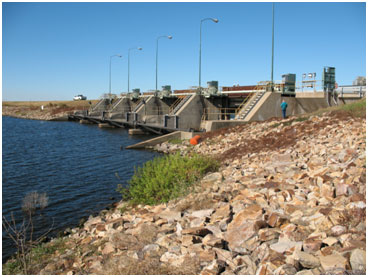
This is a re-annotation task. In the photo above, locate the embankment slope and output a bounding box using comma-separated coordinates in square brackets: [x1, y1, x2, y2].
[3, 100, 366, 275]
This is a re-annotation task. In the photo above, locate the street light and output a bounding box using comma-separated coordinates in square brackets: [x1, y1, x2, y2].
[156, 35, 173, 92]
[199, 17, 219, 92]
[109, 54, 122, 94]
[271, 3, 275, 91]
[128, 47, 143, 93]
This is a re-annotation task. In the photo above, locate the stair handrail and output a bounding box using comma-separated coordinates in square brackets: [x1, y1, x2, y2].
[235, 84, 263, 117]
[172, 95, 192, 114]
[132, 98, 144, 112]
[169, 97, 183, 114]
[90, 99, 105, 111]
[241, 89, 267, 119]
[235, 93, 253, 115]
[110, 97, 125, 110]
[235, 83, 268, 119]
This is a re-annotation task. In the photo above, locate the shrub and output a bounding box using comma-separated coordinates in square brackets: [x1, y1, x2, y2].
[3, 191, 52, 274]
[22, 191, 48, 214]
[118, 153, 219, 205]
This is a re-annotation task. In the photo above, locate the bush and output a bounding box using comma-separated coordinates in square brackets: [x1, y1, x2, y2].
[2, 191, 52, 274]
[118, 153, 219, 205]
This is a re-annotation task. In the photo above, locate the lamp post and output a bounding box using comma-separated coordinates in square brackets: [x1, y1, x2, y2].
[271, 3, 275, 91]
[199, 17, 219, 92]
[128, 47, 143, 93]
[109, 54, 122, 94]
[156, 35, 172, 92]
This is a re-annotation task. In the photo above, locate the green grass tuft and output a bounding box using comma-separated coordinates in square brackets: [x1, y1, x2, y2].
[295, 116, 308, 122]
[167, 138, 183, 144]
[341, 98, 366, 117]
[118, 153, 219, 205]
[2, 259, 22, 275]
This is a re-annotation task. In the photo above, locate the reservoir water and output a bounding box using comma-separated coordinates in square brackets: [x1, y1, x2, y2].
[2, 116, 160, 261]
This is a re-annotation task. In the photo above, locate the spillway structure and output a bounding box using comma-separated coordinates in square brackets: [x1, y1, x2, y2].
[69, 67, 366, 134]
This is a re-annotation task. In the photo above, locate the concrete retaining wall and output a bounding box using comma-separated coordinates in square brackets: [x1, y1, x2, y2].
[143, 97, 170, 124]
[173, 95, 223, 131]
[126, 131, 182, 149]
[108, 97, 132, 120]
[201, 120, 248, 132]
[174, 95, 203, 130]
[126, 131, 202, 149]
[203, 97, 223, 120]
[246, 92, 330, 122]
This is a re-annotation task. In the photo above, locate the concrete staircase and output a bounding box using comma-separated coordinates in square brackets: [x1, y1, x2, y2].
[132, 98, 144, 112]
[110, 97, 125, 111]
[235, 90, 266, 120]
[90, 99, 106, 112]
[170, 95, 193, 115]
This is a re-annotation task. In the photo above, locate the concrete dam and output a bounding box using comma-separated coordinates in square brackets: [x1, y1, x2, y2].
[69, 68, 366, 135]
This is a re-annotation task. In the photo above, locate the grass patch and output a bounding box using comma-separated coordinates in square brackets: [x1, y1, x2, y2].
[270, 122, 281, 128]
[2, 258, 23, 275]
[30, 238, 67, 262]
[167, 138, 183, 144]
[282, 120, 293, 126]
[341, 98, 366, 117]
[119, 153, 219, 205]
[2, 238, 68, 275]
[295, 116, 308, 122]
[309, 98, 366, 118]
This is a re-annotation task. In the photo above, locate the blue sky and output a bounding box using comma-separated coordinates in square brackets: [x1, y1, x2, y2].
[2, 2, 366, 101]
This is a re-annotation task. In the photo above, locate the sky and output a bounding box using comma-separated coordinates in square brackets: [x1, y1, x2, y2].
[2, 2, 366, 101]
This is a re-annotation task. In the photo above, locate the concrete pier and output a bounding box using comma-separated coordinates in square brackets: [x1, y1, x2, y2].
[129, 129, 146, 135]
[98, 123, 115, 128]
[80, 119, 93, 124]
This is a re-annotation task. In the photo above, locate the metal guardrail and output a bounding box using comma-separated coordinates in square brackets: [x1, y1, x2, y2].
[296, 80, 324, 92]
[235, 93, 254, 115]
[169, 97, 182, 114]
[336, 86, 366, 98]
[169, 95, 193, 115]
[201, 108, 237, 121]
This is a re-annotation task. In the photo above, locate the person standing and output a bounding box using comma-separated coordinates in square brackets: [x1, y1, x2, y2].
[280, 100, 288, 119]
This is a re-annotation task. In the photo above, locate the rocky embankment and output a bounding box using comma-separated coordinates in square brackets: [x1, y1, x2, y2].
[11, 109, 366, 275]
[3, 105, 72, 121]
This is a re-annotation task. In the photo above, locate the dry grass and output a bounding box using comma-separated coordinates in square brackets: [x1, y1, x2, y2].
[3, 100, 100, 118]
[102, 254, 201, 275]
[3, 100, 99, 108]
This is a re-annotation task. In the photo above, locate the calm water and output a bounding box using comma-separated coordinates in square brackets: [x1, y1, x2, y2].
[2, 116, 160, 261]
